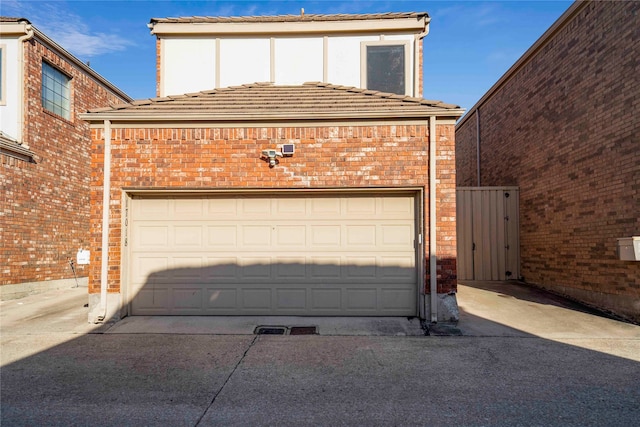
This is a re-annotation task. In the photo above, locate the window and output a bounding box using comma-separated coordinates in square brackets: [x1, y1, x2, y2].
[361, 41, 411, 95]
[42, 62, 71, 119]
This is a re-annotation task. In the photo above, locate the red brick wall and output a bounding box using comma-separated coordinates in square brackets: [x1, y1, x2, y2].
[455, 1, 640, 321]
[89, 122, 457, 296]
[1, 38, 128, 287]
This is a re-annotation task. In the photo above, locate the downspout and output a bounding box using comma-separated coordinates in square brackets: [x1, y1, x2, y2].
[17, 23, 34, 145]
[476, 108, 481, 186]
[413, 20, 429, 97]
[98, 119, 112, 322]
[429, 115, 438, 322]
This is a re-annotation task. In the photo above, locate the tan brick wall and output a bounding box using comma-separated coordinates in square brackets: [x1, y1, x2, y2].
[455, 1, 640, 321]
[1, 38, 128, 286]
[89, 123, 458, 296]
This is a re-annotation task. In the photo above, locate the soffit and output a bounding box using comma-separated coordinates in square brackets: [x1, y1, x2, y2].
[82, 82, 464, 123]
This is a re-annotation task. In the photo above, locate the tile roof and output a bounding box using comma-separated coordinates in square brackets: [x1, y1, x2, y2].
[0, 17, 29, 23]
[83, 82, 463, 123]
[150, 12, 428, 25]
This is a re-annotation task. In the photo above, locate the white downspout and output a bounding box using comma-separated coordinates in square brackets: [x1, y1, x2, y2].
[17, 23, 34, 145]
[429, 116, 438, 322]
[98, 119, 112, 322]
[413, 22, 429, 98]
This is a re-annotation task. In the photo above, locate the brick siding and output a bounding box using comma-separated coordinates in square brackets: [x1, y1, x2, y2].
[455, 1, 639, 321]
[89, 123, 457, 296]
[1, 38, 128, 287]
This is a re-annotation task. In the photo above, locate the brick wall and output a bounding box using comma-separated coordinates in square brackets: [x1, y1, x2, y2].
[1, 38, 127, 288]
[89, 122, 457, 296]
[455, 1, 640, 322]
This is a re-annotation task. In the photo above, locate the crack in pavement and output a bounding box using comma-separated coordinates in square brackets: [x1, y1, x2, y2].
[194, 335, 259, 426]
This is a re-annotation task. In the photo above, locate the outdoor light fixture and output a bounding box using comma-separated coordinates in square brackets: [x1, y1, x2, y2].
[261, 149, 283, 167]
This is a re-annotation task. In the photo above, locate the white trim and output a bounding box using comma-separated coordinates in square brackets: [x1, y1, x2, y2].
[122, 187, 423, 317]
[215, 38, 220, 88]
[0, 44, 6, 105]
[150, 19, 427, 36]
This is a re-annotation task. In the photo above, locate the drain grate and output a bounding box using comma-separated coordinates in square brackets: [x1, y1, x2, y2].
[289, 326, 318, 335]
[254, 326, 287, 335]
[254, 325, 318, 335]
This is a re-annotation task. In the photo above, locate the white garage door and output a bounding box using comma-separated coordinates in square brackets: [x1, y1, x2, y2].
[128, 193, 418, 316]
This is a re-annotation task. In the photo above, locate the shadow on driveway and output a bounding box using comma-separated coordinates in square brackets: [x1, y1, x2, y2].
[1, 284, 639, 426]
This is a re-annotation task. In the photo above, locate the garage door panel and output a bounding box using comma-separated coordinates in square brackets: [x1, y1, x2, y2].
[381, 224, 413, 246]
[242, 199, 271, 215]
[207, 226, 237, 247]
[274, 258, 306, 278]
[241, 225, 271, 246]
[346, 289, 378, 310]
[381, 289, 414, 310]
[206, 288, 238, 309]
[172, 288, 203, 310]
[132, 287, 169, 313]
[173, 226, 203, 247]
[241, 289, 272, 309]
[310, 225, 341, 246]
[129, 193, 418, 316]
[310, 197, 341, 215]
[275, 225, 306, 247]
[207, 198, 238, 216]
[308, 257, 342, 278]
[274, 198, 307, 216]
[132, 257, 170, 282]
[174, 199, 205, 217]
[204, 258, 238, 279]
[346, 225, 376, 246]
[136, 226, 169, 247]
[276, 289, 307, 310]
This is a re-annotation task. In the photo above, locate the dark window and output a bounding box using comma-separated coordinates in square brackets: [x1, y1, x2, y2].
[42, 62, 71, 119]
[366, 45, 405, 94]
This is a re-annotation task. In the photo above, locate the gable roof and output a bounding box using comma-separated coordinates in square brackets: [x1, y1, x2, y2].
[0, 17, 132, 103]
[81, 82, 464, 124]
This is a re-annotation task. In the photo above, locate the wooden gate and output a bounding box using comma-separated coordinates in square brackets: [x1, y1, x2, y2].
[456, 187, 520, 281]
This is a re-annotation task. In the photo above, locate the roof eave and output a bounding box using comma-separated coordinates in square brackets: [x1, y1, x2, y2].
[149, 17, 428, 36]
[80, 109, 465, 124]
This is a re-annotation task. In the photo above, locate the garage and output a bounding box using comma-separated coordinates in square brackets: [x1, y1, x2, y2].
[127, 192, 419, 316]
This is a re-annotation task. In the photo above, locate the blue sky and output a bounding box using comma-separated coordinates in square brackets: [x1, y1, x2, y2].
[3, 0, 573, 110]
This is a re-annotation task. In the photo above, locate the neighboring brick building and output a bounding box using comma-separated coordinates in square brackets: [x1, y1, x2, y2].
[82, 83, 462, 322]
[455, 1, 639, 322]
[0, 18, 131, 298]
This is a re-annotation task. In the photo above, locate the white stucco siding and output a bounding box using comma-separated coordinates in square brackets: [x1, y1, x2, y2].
[326, 35, 378, 89]
[219, 38, 270, 87]
[162, 38, 216, 96]
[274, 37, 323, 85]
[0, 38, 21, 140]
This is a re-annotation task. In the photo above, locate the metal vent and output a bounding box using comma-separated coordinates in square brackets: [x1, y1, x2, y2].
[254, 325, 318, 335]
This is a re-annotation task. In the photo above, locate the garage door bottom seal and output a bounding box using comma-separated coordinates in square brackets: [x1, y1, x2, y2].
[254, 326, 318, 335]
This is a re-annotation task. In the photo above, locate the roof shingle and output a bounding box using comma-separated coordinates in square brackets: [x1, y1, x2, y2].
[83, 82, 463, 122]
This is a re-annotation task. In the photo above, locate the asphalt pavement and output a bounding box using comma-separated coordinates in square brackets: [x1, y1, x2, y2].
[1, 281, 639, 426]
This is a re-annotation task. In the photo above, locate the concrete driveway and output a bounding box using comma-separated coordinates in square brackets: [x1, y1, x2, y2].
[1, 282, 639, 426]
